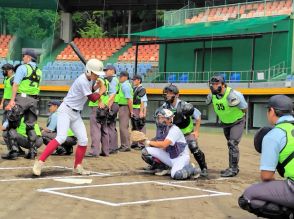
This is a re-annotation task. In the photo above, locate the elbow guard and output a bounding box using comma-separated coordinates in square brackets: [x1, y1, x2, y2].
[87, 93, 101, 102]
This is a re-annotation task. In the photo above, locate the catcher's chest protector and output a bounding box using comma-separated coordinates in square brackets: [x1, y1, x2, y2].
[155, 125, 171, 141]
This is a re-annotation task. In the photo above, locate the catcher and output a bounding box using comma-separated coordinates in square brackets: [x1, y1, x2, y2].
[131, 108, 199, 180]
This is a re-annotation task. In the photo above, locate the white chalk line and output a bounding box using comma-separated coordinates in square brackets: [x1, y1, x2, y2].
[38, 180, 231, 207]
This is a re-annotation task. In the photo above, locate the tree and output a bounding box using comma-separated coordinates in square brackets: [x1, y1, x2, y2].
[78, 20, 106, 38]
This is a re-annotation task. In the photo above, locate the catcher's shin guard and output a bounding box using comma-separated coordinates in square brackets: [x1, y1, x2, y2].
[187, 139, 207, 170]
[228, 140, 239, 170]
[173, 163, 197, 180]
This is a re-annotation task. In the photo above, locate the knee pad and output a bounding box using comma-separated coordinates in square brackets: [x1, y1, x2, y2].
[35, 137, 43, 148]
[27, 129, 37, 142]
[227, 139, 239, 149]
[141, 148, 155, 166]
[187, 139, 199, 153]
[8, 128, 19, 140]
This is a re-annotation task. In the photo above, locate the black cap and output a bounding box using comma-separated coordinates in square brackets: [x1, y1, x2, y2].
[23, 49, 37, 61]
[163, 84, 179, 94]
[132, 75, 142, 82]
[267, 95, 293, 112]
[103, 64, 116, 73]
[210, 75, 225, 83]
[48, 100, 61, 107]
[119, 71, 129, 78]
[1, 63, 14, 71]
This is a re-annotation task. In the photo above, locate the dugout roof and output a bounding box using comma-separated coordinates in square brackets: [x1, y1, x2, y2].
[0, 0, 192, 11]
[131, 15, 289, 39]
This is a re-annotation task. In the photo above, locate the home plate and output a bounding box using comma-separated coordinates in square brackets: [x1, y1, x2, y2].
[54, 178, 93, 185]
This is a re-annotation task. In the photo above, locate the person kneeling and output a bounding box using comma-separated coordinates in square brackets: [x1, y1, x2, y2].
[238, 95, 294, 219]
[140, 109, 199, 180]
[2, 117, 43, 160]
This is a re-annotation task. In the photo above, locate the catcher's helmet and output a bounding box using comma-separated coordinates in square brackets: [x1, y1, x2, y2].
[163, 84, 179, 95]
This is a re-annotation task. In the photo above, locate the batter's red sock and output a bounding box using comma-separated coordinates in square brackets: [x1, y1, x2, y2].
[39, 139, 60, 162]
[74, 145, 87, 168]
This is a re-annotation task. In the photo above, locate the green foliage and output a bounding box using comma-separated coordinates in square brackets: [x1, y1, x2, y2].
[78, 20, 106, 38]
[1, 8, 58, 40]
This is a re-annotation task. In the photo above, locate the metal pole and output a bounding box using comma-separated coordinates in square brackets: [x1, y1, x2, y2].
[245, 96, 249, 135]
[164, 43, 168, 81]
[127, 10, 131, 38]
[249, 36, 256, 87]
[135, 44, 138, 75]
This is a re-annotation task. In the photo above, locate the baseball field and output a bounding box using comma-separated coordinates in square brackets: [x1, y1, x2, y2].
[0, 119, 262, 219]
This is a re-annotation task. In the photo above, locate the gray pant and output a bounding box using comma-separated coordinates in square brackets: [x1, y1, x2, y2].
[89, 107, 110, 156]
[108, 103, 119, 152]
[223, 117, 245, 169]
[15, 95, 38, 129]
[42, 131, 76, 149]
[118, 105, 130, 149]
[2, 99, 10, 124]
[243, 179, 294, 208]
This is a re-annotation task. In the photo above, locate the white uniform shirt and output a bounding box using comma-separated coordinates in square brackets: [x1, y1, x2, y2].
[165, 125, 187, 146]
[63, 74, 93, 111]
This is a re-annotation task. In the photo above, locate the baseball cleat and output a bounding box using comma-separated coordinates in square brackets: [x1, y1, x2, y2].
[33, 160, 44, 176]
[73, 164, 91, 175]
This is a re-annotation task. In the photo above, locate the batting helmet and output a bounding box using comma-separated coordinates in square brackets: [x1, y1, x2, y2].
[86, 59, 105, 77]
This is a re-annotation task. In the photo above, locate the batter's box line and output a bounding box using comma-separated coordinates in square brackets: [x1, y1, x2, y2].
[0, 165, 110, 182]
[37, 180, 231, 207]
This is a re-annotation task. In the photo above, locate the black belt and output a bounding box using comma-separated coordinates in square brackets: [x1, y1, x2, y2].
[66, 104, 80, 113]
[17, 93, 39, 99]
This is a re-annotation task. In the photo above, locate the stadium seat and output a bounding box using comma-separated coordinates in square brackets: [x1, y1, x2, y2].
[168, 74, 177, 83]
[229, 72, 241, 82]
[179, 73, 189, 83]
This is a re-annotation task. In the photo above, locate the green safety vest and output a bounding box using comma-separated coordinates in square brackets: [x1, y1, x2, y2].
[276, 122, 294, 180]
[16, 117, 41, 137]
[170, 107, 194, 135]
[18, 64, 42, 95]
[67, 129, 74, 137]
[212, 87, 244, 124]
[88, 78, 110, 107]
[117, 80, 133, 105]
[113, 77, 120, 103]
[3, 76, 13, 99]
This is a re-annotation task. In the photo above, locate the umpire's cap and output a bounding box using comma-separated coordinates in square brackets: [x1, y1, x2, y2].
[163, 84, 179, 95]
[267, 95, 293, 113]
[103, 64, 116, 73]
[210, 75, 225, 84]
[23, 50, 37, 61]
[48, 100, 61, 107]
[1, 63, 14, 71]
[119, 71, 129, 79]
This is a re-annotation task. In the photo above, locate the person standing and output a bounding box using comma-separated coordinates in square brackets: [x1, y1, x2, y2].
[239, 95, 294, 218]
[5, 50, 42, 159]
[104, 65, 119, 154]
[117, 71, 133, 152]
[32, 59, 106, 176]
[131, 75, 147, 149]
[0, 63, 15, 125]
[207, 75, 247, 177]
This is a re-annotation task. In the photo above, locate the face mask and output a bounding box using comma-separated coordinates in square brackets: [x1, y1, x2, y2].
[210, 84, 222, 95]
[163, 93, 176, 104]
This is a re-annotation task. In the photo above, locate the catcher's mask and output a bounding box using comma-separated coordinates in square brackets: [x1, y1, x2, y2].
[163, 84, 179, 104]
[155, 108, 174, 128]
[209, 75, 225, 95]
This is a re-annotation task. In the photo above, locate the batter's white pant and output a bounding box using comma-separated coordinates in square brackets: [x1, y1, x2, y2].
[145, 146, 190, 178]
[55, 103, 88, 146]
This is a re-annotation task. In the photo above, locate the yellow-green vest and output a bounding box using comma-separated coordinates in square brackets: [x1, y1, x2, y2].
[117, 80, 133, 105]
[17, 117, 41, 137]
[3, 75, 13, 99]
[276, 122, 294, 180]
[88, 78, 110, 106]
[18, 64, 42, 95]
[212, 87, 244, 124]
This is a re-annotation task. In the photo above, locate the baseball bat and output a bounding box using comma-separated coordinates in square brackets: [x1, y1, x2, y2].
[69, 41, 86, 65]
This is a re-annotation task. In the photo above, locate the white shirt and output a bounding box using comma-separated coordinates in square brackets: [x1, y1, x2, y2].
[165, 125, 187, 146]
[63, 74, 93, 110]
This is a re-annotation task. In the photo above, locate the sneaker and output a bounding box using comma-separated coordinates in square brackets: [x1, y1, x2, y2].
[155, 168, 171, 176]
[130, 143, 139, 149]
[33, 160, 44, 176]
[109, 149, 118, 154]
[220, 167, 230, 175]
[220, 168, 239, 177]
[200, 168, 208, 177]
[85, 152, 99, 158]
[1, 151, 18, 160]
[73, 164, 91, 175]
[118, 147, 131, 152]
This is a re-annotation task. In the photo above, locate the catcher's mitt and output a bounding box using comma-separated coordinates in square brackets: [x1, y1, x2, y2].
[130, 131, 148, 142]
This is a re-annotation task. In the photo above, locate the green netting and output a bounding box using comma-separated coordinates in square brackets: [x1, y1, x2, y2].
[131, 15, 289, 39]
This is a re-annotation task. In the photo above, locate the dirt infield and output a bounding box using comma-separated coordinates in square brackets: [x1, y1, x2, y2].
[0, 120, 261, 219]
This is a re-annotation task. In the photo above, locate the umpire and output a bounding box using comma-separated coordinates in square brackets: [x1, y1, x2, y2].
[117, 71, 133, 152]
[207, 75, 247, 177]
[239, 95, 294, 218]
[5, 49, 42, 159]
